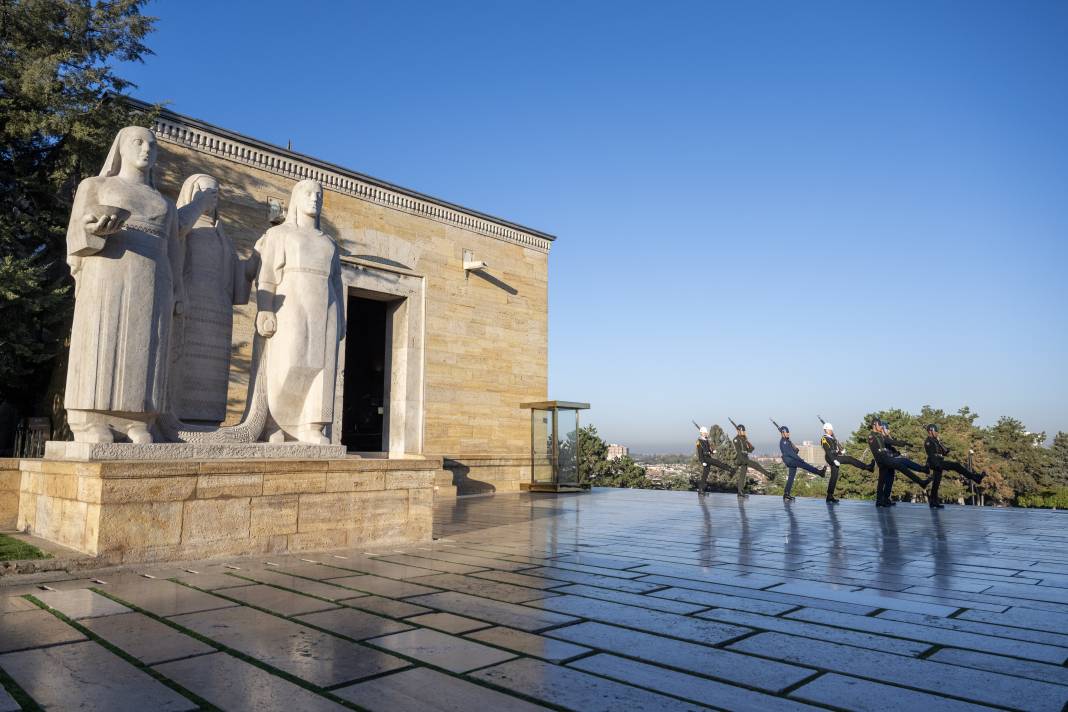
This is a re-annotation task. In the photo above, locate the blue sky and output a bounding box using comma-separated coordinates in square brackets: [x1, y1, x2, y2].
[122, 0, 1068, 453]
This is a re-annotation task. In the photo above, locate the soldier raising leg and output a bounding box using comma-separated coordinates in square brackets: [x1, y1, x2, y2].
[695, 426, 734, 496]
[733, 423, 774, 498]
[820, 421, 874, 504]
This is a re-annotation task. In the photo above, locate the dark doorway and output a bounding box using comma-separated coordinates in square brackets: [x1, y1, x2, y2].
[342, 295, 389, 452]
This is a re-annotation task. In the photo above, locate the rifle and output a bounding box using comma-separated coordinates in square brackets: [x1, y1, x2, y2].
[692, 420, 702, 431]
[770, 417, 784, 434]
[728, 417, 739, 431]
[817, 415, 826, 426]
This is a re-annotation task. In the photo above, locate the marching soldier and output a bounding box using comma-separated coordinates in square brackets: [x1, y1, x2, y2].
[778, 425, 827, 501]
[868, 419, 930, 507]
[924, 424, 986, 508]
[695, 426, 734, 496]
[820, 422, 874, 504]
[732, 423, 774, 498]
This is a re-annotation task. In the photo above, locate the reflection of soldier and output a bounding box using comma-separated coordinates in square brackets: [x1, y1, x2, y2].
[778, 425, 826, 501]
[732, 424, 773, 498]
[924, 424, 986, 509]
[820, 422, 874, 504]
[695, 426, 733, 496]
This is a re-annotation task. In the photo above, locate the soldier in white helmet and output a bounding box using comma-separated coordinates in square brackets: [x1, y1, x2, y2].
[695, 426, 734, 496]
[820, 422, 874, 504]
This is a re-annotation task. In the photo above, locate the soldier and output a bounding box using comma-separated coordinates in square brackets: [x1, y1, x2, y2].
[695, 426, 734, 496]
[820, 422, 874, 504]
[732, 423, 774, 498]
[924, 424, 986, 509]
[868, 419, 930, 507]
[778, 425, 827, 501]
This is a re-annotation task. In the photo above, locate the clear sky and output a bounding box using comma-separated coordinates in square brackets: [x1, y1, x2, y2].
[122, 0, 1068, 453]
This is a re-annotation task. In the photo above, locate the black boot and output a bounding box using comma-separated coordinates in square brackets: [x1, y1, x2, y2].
[826, 496, 839, 504]
[866, 460, 876, 472]
[783, 494, 795, 502]
[819, 466, 827, 478]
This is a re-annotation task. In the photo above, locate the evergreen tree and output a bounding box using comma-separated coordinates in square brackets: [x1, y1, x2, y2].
[0, 0, 155, 411]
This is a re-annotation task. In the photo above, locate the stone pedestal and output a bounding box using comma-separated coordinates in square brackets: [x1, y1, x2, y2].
[1, 458, 20, 529]
[16, 456, 440, 563]
[44, 441, 348, 461]
[442, 455, 531, 496]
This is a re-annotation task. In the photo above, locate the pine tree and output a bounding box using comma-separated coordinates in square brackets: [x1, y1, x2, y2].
[0, 0, 155, 411]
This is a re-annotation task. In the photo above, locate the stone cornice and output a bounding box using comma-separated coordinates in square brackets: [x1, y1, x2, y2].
[134, 99, 554, 253]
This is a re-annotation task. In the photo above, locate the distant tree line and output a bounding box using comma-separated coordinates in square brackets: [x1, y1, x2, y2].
[581, 407, 1068, 508]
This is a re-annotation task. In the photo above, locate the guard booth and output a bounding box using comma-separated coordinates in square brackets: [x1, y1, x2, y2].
[521, 401, 590, 492]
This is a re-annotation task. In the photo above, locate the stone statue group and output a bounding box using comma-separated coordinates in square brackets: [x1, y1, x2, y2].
[64, 126, 344, 446]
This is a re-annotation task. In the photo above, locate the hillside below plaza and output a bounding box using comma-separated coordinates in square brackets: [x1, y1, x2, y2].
[2, 489, 1067, 710]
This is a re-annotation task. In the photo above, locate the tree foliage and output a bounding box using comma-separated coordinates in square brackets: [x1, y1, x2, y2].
[0, 0, 155, 406]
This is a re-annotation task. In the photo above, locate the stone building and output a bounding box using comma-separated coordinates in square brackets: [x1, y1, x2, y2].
[147, 102, 554, 495]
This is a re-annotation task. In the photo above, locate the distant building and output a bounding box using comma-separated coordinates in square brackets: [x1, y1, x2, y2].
[797, 440, 822, 466]
[607, 444, 629, 461]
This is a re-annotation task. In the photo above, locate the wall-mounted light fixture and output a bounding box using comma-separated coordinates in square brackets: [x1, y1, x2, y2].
[463, 248, 488, 277]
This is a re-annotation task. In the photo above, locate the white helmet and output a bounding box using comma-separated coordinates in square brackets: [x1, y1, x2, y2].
[699, 426, 709, 437]
[822, 422, 834, 432]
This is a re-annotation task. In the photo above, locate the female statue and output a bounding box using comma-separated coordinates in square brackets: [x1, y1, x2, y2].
[254, 179, 343, 444]
[172, 174, 258, 424]
[64, 126, 201, 443]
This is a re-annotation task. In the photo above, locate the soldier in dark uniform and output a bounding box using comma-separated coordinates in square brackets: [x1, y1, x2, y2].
[778, 426, 826, 501]
[868, 419, 930, 507]
[924, 424, 986, 508]
[733, 423, 774, 498]
[820, 422, 874, 504]
[695, 426, 734, 496]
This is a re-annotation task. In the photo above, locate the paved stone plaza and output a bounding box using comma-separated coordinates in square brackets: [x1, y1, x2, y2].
[2, 489, 1068, 711]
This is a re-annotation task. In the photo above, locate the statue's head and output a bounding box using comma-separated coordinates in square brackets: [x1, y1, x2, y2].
[286, 179, 323, 229]
[100, 126, 158, 183]
[178, 173, 219, 216]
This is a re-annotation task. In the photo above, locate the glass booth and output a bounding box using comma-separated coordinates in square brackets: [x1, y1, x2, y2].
[520, 401, 591, 492]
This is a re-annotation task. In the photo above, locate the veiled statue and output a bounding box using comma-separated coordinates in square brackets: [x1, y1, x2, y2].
[253, 179, 343, 444]
[64, 126, 208, 443]
[172, 173, 258, 423]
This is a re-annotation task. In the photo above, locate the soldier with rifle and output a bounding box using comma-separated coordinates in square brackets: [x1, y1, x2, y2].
[924, 424, 986, 509]
[868, 419, 930, 507]
[773, 420, 827, 501]
[693, 422, 734, 496]
[818, 417, 874, 504]
[730, 419, 774, 498]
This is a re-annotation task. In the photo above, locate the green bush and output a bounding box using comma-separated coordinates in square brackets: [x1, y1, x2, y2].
[1016, 488, 1068, 509]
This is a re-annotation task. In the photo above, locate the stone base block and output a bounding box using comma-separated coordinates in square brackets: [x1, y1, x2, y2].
[16, 456, 441, 563]
[45, 441, 349, 461]
[443, 454, 530, 496]
[1, 458, 20, 529]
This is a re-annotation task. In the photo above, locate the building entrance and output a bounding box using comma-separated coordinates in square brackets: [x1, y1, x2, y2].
[341, 295, 389, 452]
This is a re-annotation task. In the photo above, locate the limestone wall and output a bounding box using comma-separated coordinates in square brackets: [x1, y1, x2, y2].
[442, 455, 533, 497]
[0, 458, 20, 529]
[17, 458, 439, 563]
[152, 129, 549, 463]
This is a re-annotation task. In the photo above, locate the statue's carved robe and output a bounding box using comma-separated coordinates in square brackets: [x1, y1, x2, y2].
[175, 217, 252, 423]
[255, 224, 342, 437]
[65, 176, 179, 415]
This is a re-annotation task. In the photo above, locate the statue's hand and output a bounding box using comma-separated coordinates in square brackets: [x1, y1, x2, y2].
[84, 211, 125, 237]
[257, 311, 277, 338]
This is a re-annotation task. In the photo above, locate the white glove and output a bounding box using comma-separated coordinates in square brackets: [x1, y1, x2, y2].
[702, 462, 708, 467]
[833, 460, 841, 467]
